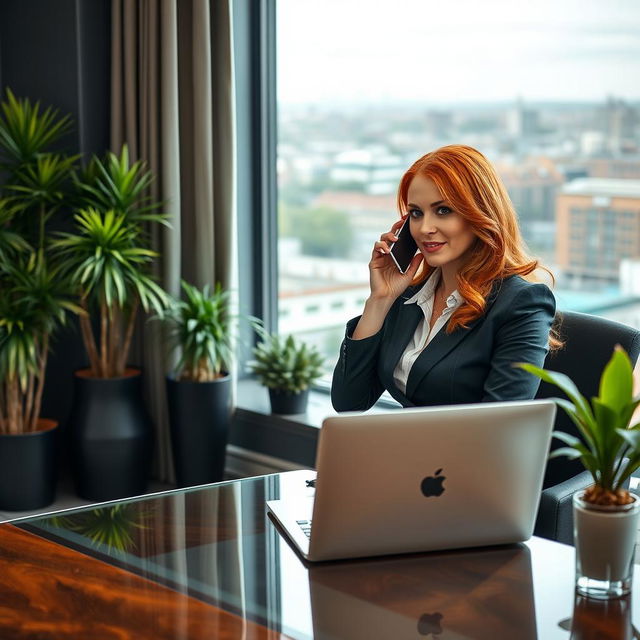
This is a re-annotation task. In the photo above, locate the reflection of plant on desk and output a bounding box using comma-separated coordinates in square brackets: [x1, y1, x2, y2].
[50, 503, 148, 552]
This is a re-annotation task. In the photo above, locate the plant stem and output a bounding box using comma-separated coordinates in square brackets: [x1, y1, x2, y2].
[79, 296, 100, 376]
[7, 377, 18, 435]
[118, 297, 139, 376]
[39, 203, 46, 253]
[24, 372, 35, 433]
[108, 305, 121, 378]
[100, 299, 108, 378]
[30, 334, 49, 432]
[0, 382, 6, 434]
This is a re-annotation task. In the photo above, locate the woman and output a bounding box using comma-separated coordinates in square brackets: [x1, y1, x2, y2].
[331, 144, 557, 411]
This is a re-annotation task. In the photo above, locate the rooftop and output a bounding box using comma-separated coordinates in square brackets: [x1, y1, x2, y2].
[555, 287, 640, 314]
[561, 178, 640, 198]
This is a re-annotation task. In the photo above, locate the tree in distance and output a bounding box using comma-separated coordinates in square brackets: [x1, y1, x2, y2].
[279, 204, 353, 259]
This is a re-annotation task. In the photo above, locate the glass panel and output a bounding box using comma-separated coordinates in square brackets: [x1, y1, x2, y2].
[11, 473, 640, 638]
[276, 0, 640, 377]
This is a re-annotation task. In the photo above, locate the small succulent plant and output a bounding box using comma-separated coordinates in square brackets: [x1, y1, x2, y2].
[249, 332, 325, 394]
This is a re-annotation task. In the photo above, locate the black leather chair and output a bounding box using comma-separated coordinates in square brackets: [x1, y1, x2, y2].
[533, 310, 640, 544]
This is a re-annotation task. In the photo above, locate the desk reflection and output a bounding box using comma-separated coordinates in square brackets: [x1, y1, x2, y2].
[569, 594, 636, 640]
[304, 545, 536, 640]
[13, 471, 594, 639]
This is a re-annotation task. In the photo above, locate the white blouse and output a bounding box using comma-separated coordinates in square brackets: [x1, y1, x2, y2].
[392, 269, 464, 395]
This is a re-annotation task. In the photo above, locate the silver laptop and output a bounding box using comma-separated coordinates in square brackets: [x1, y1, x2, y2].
[267, 399, 556, 562]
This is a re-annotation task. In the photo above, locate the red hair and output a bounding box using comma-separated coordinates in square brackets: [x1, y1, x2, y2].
[397, 145, 555, 337]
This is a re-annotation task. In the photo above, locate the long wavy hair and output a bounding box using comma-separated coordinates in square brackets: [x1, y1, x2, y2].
[397, 145, 559, 347]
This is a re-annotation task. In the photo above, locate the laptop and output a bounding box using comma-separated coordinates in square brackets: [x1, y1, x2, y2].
[267, 399, 556, 562]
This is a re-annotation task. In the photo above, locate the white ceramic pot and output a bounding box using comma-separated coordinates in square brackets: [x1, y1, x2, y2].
[573, 490, 640, 599]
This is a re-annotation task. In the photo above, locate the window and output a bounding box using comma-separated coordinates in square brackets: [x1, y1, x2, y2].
[276, 0, 640, 378]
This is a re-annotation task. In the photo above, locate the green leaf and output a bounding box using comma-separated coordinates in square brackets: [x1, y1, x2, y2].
[616, 428, 640, 454]
[517, 362, 595, 427]
[549, 447, 584, 460]
[599, 345, 633, 414]
[553, 397, 598, 453]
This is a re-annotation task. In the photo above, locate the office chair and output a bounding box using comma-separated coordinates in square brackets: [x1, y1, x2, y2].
[533, 310, 640, 545]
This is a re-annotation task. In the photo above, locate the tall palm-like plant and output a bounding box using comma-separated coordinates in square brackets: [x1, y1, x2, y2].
[0, 199, 29, 263]
[0, 89, 72, 168]
[0, 89, 79, 435]
[74, 145, 163, 225]
[0, 257, 79, 433]
[54, 145, 169, 379]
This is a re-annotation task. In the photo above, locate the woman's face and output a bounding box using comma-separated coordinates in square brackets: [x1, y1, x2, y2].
[407, 174, 476, 274]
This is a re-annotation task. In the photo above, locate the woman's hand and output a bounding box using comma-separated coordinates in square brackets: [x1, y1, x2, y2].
[369, 218, 424, 302]
[351, 218, 424, 340]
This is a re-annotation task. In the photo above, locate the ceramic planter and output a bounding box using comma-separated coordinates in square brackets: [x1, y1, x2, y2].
[166, 374, 231, 487]
[268, 388, 309, 415]
[573, 490, 640, 599]
[69, 369, 153, 501]
[0, 419, 58, 511]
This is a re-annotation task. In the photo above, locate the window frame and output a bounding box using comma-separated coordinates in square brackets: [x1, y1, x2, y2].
[234, 0, 278, 340]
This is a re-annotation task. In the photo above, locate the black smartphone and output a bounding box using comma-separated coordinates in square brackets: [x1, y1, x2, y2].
[389, 217, 418, 273]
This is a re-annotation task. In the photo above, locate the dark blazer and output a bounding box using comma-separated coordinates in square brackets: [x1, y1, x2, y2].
[331, 275, 556, 411]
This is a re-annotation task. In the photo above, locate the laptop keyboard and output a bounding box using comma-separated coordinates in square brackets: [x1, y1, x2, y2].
[296, 519, 312, 538]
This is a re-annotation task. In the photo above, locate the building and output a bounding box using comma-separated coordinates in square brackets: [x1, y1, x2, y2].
[602, 97, 639, 154]
[329, 147, 405, 195]
[506, 98, 539, 138]
[556, 178, 640, 282]
[496, 158, 563, 254]
[587, 156, 640, 180]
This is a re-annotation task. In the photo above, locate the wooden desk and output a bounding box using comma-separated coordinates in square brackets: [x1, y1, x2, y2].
[0, 469, 636, 639]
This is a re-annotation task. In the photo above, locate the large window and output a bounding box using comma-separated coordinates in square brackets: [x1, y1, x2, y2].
[276, 0, 640, 375]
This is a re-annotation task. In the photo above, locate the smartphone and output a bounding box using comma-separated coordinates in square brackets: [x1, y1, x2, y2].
[389, 217, 418, 273]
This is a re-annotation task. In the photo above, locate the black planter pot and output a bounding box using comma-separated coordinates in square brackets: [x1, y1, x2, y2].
[0, 420, 58, 511]
[268, 388, 309, 415]
[166, 374, 231, 488]
[69, 369, 153, 501]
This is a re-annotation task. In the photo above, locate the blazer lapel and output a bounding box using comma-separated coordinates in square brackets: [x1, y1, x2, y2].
[384, 301, 424, 376]
[405, 281, 503, 399]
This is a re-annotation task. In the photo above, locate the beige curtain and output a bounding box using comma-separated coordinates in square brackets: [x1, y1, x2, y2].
[110, 0, 236, 482]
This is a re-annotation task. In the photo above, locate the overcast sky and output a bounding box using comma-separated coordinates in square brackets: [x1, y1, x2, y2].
[277, 0, 640, 105]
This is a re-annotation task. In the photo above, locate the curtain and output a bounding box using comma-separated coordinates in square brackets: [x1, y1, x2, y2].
[110, 0, 236, 482]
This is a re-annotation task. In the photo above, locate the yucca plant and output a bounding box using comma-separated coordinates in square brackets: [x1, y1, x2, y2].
[0, 199, 29, 263]
[73, 145, 165, 227]
[0, 89, 79, 435]
[519, 346, 640, 506]
[53, 207, 168, 378]
[250, 332, 325, 394]
[0, 89, 76, 248]
[0, 255, 79, 434]
[0, 88, 72, 169]
[161, 280, 237, 381]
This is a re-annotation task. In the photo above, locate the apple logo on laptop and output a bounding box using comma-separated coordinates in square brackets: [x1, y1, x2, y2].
[421, 468, 445, 497]
[418, 612, 443, 636]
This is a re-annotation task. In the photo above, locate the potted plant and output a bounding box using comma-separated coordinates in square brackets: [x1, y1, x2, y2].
[159, 280, 242, 487]
[53, 145, 168, 501]
[249, 332, 325, 414]
[519, 346, 640, 600]
[0, 90, 80, 510]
